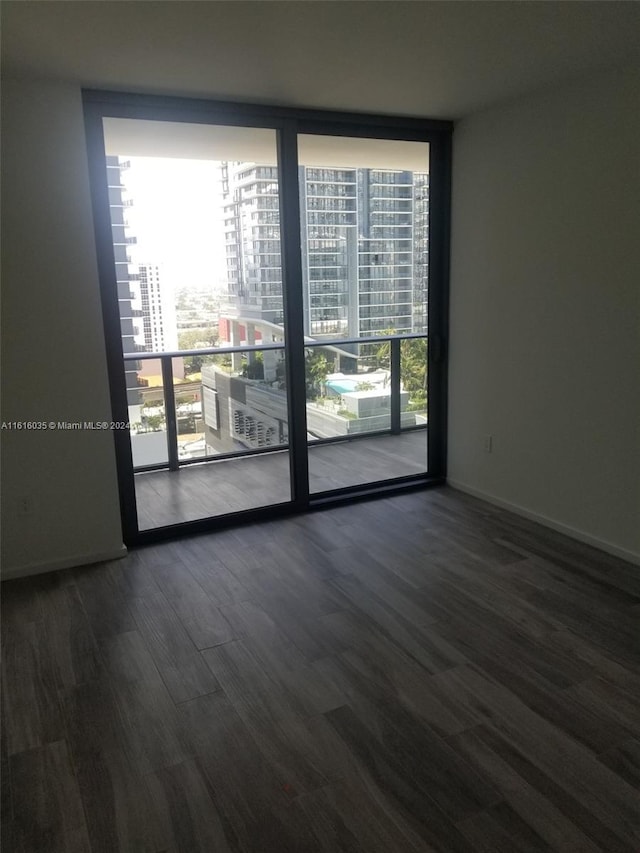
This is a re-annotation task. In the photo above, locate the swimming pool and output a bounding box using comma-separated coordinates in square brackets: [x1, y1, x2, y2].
[325, 378, 360, 394]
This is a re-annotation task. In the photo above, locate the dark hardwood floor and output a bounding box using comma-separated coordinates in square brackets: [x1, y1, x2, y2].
[2, 486, 639, 852]
[135, 430, 428, 529]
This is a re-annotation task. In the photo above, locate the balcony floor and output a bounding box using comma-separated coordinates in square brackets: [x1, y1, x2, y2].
[135, 429, 428, 529]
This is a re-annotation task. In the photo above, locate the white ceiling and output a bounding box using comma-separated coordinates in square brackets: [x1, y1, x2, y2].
[2, 1, 639, 120]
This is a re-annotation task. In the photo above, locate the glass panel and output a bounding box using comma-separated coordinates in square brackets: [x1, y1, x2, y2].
[184, 348, 288, 457]
[306, 335, 428, 493]
[134, 347, 290, 529]
[307, 428, 428, 494]
[300, 133, 430, 495]
[128, 358, 169, 467]
[401, 337, 428, 425]
[305, 341, 391, 442]
[297, 134, 430, 342]
[104, 119, 292, 528]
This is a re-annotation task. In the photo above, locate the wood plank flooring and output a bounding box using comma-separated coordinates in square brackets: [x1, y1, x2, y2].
[135, 430, 428, 529]
[2, 486, 639, 852]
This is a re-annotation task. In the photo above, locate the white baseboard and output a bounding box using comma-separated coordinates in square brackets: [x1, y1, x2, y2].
[447, 479, 640, 566]
[1, 545, 128, 581]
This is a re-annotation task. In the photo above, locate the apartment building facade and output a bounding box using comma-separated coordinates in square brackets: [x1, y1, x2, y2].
[138, 263, 178, 353]
[220, 163, 429, 342]
[106, 155, 142, 408]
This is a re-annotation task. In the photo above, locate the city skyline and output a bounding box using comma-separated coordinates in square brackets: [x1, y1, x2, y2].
[112, 148, 431, 368]
[117, 147, 430, 345]
[107, 143, 431, 466]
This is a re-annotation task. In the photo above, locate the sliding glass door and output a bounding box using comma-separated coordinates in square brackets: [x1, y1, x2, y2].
[84, 92, 450, 544]
[100, 118, 294, 531]
[295, 133, 430, 494]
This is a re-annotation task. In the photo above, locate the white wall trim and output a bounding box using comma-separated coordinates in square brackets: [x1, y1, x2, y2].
[1, 545, 128, 581]
[447, 479, 640, 567]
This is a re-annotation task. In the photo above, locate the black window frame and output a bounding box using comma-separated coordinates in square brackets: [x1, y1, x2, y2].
[83, 89, 451, 546]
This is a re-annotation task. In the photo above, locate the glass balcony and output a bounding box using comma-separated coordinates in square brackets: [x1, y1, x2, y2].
[124, 333, 427, 527]
[304, 333, 427, 493]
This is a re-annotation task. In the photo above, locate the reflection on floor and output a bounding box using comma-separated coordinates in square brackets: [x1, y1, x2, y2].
[134, 429, 427, 529]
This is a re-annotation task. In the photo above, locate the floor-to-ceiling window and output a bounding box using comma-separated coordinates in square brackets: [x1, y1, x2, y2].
[84, 92, 451, 544]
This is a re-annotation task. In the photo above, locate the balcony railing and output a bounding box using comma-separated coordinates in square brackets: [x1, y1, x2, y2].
[123, 332, 427, 473]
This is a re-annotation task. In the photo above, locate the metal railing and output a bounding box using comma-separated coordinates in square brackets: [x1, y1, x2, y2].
[123, 332, 427, 473]
[124, 341, 285, 471]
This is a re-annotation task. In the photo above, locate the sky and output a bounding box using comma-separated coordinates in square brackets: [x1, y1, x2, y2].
[121, 157, 228, 293]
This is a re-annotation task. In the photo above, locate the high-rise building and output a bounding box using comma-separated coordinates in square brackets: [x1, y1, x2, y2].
[106, 156, 142, 409]
[109, 163, 188, 461]
[204, 162, 428, 454]
[138, 263, 178, 353]
[219, 163, 429, 342]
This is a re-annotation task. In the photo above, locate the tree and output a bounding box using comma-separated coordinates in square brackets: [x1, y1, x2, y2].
[400, 337, 427, 411]
[175, 290, 190, 311]
[242, 352, 264, 380]
[305, 350, 330, 400]
[178, 327, 220, 374]
[401, 337, 428, 398]
[178, 327, 219, 351]
[185, 354, 205, 374]
[374, 329, 427, 408]
[144, 414, 165, 431]
[372, 327, 395, 371]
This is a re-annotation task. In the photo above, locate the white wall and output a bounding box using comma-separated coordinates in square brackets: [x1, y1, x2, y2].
[2, 68, 638, 577]
[1, 80, 125, 578]
[448, 66, 640, 562]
